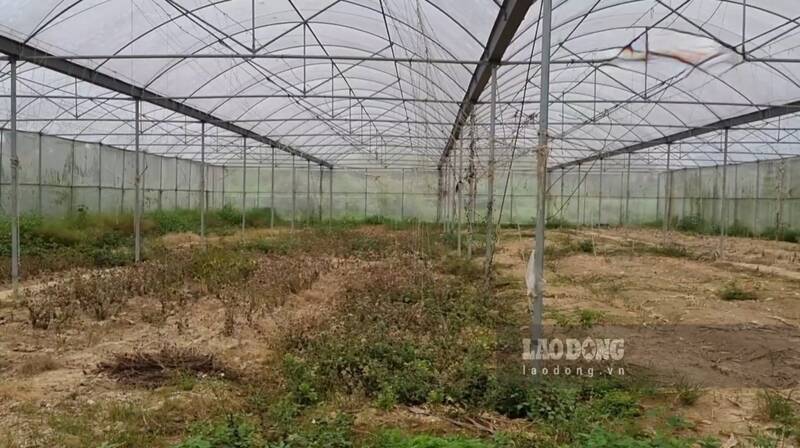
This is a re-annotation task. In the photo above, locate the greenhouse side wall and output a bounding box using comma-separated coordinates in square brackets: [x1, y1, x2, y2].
[0, 130, 798, 233]
[549, 157, 800, 235]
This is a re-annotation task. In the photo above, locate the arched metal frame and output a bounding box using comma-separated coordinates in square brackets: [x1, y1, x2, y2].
[0, 0, 798, 170]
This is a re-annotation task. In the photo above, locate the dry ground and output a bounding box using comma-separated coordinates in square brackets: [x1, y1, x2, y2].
[494, 226, 800, 440]
[0, 225, 798, 446]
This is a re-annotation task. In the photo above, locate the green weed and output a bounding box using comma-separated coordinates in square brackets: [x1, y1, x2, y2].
[718, 282, 758, 301]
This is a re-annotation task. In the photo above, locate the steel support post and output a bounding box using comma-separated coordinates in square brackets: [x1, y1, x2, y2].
[754, 160, 760, 234]
[329, 167, 333, 222]
[291, 155, 296, 230]
[720, 130, 729, 257]
[242, 138, 247, 234]
[307, 160, 311, 225]
[318, 166, 323, 222]
[134, 99, 142, 263]
[577, 163, 582, 225]
[400, 168, 405, 221]
[625, 153, 631, 225]
[364, 168, 368, 218]
[9, 58, 19, 295]
[598, 157, 604, 226]
[37, 134, 43, 214]
[484, 65, 497, 288]
[200, 122, 206, 240]
[663, 144, 672, 240]
[436, 168, 443, 223]
[776, 160, 786, 240]
[270, 146, 275, 228]
[510, 171, 515, 224]
[457, 137, 464, 255]
[531, 0, 553, 371]
[559, 168, 565, 224]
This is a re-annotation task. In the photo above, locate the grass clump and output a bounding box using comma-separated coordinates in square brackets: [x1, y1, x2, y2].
[718, 282, 758, 301]
[758, 391, 797, 425]
[370, 431, 497, 448]
[673, 378, 704, 406]
[551, 308, 606, 330]
[761, 227, 800, 243]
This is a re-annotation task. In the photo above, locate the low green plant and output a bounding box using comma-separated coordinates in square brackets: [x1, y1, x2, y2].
[173, 415, 262, 448]
[718, 282, 758, 301]
[551, 309, 605, 329]
[675, 215, 708, 233]
[370, 431, 496, 448]
[575, 428, 698, 448]
[758, 390, 797, 425]
[674, 378, 703, 406]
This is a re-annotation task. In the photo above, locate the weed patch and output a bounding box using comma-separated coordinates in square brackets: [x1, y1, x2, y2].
[718, 282, 758, 301]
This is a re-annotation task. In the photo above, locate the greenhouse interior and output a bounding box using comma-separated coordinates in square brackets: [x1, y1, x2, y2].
[0, 1, 799, 447]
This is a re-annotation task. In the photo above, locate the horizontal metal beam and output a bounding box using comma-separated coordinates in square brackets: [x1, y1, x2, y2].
[550, 99, 800, 170]
[0, 35, 332, 168]
[8, 93, 800, 109]
[438, 0, 535, 169]
[21, 52, 612, 66]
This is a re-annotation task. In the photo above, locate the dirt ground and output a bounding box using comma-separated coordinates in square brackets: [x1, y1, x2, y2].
[0, 226, 798, 445]
[494, 227, 800, 440]
[0, 238, 358, 445]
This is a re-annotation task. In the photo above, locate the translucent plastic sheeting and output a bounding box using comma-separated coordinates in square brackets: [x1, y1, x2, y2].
[1, 1, 800, 170]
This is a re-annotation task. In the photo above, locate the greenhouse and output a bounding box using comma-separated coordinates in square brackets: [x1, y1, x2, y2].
[0, 1, 799, 446]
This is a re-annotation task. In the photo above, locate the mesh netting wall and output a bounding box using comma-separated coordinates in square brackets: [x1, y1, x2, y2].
[0, 130, 797, 232]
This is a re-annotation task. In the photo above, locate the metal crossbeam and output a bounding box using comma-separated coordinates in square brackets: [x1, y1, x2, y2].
[0, 35, 332, 168]
[550, 99, 800, 171]
[438, 0, 535, 169]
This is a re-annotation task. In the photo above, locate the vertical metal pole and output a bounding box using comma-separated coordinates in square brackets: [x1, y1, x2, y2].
[400, 168, 405, 221]
[663, 144, 672, 237]
[37, 134, 43, 214]
[242, 138, 247, 234]
[291, 155, 296, 230]
[457, 137, 464, 255]
[329, 167, 333, 222]
[270, 146, 275, 228]
[577, 163, 582, 225]
[256, 163, 261, 209]
[364, 168, 368, 218]
[468, 113, 476, 257]
[200, 122, 206, 239]
[776, 159, 786, 241]
[9, 59, 20, 294]
[531, 0, 552, 369]
[510, 171, 515, 225]
[318, 166, 323, 222]
[720, 129, 729, 257]
[741, 0, 747, 57]
[753, 160, 760, 235]
[306, 160, 311, 224]
[442, 163, 449, 231]
[598, 157, 604, 225]
[69, 141, 75, 213]
[436, 168, 443, 223]
[625, 153, 631, 225]
[484, 65, 497, 287]
[134, 99, 142, 263]
[559, 168, 565, 224]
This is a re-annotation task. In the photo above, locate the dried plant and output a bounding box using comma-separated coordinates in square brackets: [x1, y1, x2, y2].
[97, 345, 234, 387]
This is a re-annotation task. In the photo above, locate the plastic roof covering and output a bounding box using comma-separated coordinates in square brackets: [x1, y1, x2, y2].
[0, 0, 799, 170]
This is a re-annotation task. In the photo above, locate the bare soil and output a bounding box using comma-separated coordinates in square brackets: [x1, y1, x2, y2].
[494, 227, 800, 440]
